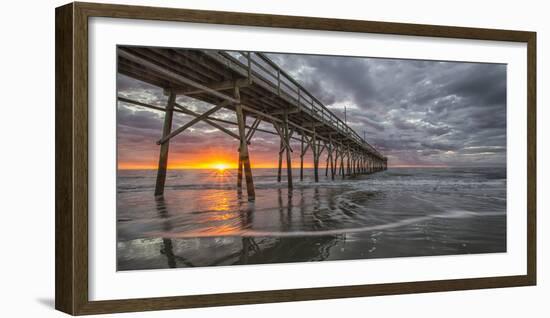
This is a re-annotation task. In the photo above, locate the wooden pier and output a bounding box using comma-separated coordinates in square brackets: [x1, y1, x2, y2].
[117, 47, 387, 201]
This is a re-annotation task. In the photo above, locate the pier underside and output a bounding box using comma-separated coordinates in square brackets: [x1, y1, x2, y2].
[117, 47, 387, 200]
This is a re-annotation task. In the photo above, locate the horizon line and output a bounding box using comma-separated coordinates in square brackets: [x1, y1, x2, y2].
[117, 165, 506, 171]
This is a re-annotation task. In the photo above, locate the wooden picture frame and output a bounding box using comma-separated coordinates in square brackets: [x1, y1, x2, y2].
[55, 2, 536, 315]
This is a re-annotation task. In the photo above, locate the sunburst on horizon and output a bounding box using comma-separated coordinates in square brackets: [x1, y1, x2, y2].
[213, 163, 229, 172]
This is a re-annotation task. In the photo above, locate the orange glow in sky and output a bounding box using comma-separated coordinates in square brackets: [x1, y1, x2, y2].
[118, 161, 315, 170]
[117, 152, 316, 170]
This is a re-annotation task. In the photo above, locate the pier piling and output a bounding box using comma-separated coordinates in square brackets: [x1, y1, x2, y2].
[154, 92, 176, 196]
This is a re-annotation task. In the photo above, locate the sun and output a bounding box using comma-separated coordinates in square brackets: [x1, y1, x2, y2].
[213, 163, 229, 171]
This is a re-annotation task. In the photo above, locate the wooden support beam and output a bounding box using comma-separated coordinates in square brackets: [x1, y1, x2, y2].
[302, 122, 325, 128]
[277, 69, 281, 95]
[325, 155, 330, 177]
[270, 108, 301, 115]
[277, 138, 283, 183]
[245, 117, 261, 143]
[340, 150, 345, 179]
[172, 103, 241, 141]
[118, 49, 240, 104]
[157, 102, 227, 145]
[329, 136, 335, 180]
[118, 96, 172, 112]
[301, 134, 313, 155]
[284, 112, 293, 189]
[137, 48, 216, 85]
[335, 150, 341, 177]
[349, 152, 355, 176]
[242, 95, 278, 105]
[246, 52, 252, 84]
[237, 154, 243, 192]
[239, 103, 331, 143]
[300, 134, 305, 181]
[235, 86, 255, 201]
[176, 50, 229, 79]
[370, 156, 374, 173]
[118, 96, 288, 142]
[147, 48, 221, 83]
[333, 148, 339, 177]
[318, 143, 327, 157]
[237, 113, 247, 192]
[313, 127, 319, 183]
[171, 79, 249, 96]
[347, 147, 351, 176]
[323, 141, 333, 179]
[370, 157, 374, 173]
[154, 92, 176, 196]
[272, 122, 293, 153]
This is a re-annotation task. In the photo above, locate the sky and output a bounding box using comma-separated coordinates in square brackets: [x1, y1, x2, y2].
[117, 50, 507, 169]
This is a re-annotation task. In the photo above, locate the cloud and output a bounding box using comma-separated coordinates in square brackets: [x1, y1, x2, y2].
[267, 53, 506, 167]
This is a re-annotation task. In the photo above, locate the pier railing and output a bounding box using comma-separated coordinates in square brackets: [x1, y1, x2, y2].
[206, 50, 383, 158]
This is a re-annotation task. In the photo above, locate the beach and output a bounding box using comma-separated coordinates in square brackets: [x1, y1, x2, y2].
[117, 167, 506, 270]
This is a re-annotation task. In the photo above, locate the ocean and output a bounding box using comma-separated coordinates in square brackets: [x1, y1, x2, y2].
[117, 167, 506, 270]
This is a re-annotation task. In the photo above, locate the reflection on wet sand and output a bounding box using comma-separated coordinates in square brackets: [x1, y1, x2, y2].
[156, 195, 246, 268]
[117, 168, 507, 270]
[156, 197, 193, 268]
[146, 188, 341, 268]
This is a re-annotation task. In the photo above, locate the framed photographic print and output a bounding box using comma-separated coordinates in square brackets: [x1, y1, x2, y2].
[55, 2, 536, 315]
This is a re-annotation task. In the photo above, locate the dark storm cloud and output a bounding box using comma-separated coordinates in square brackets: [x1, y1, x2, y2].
[420, 141, 459, 152]
[118, 103, 164, 130]
[267, 53, 507, 166]
[117, 51, 507, 167]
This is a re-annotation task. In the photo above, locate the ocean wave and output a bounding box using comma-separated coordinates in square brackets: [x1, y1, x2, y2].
[145, 209, 505, 239]
[118, 178, 505, 193]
